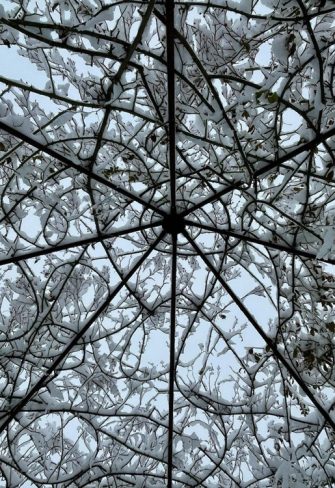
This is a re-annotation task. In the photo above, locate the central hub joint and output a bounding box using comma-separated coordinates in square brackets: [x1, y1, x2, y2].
[162, 214, 185, 235]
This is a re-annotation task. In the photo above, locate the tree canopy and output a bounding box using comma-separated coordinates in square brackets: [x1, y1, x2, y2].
[0, 0, 335, 486]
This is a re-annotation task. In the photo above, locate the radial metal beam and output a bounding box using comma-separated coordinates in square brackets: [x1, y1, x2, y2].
[166, 0, 176, 214]
[0, 121, 166, 216]
[179, 129, 335, 219]
[184, 229, 335, 431]
[185, 219, 335, 265]
[0, 221, 163, 267]
[167, 233, 177, 488]
[165, 0, 177, 484]
[0, 232, 164, 433]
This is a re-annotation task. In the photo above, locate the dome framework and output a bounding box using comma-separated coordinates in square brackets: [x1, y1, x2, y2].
[0, 0, 335, 486]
